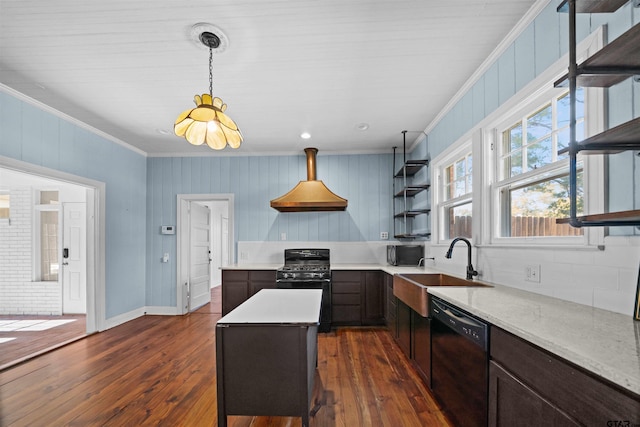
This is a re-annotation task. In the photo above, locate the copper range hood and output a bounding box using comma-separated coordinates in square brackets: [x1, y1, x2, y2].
[270, 148, 348, 212]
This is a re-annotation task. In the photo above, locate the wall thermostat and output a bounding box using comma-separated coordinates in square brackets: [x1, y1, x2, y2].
[161, 225, 175, 235]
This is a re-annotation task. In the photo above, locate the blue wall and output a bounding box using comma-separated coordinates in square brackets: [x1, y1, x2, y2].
[145, 153, 392, 307]
[0, 91, 147, 319]
[421, 1, 639, 233]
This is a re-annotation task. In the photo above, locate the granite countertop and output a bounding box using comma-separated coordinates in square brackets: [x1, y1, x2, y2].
[222, 263, 640, 396]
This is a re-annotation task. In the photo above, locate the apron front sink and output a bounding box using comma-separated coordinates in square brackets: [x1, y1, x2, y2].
[392, 273, 491, 316]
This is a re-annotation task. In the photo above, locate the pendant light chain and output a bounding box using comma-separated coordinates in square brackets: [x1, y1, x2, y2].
[208, 47, 214, 98]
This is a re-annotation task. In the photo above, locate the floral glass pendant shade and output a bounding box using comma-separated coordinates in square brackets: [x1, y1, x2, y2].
[174, 31, 243, 150]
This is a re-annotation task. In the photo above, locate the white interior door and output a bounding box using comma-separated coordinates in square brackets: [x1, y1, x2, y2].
[221, 215, 229, 267]
[62, 202, 86, 314]
[189, 202, 211, 311]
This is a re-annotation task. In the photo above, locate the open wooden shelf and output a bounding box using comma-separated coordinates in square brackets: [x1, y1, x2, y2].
[557, 0, 640, 228]
[394, 233, 431, 239]
[557, 0, 629, 14]
[394, 209, 430, 218]
[555, 23, 640, 88]
[558, 116, 640, 154]
[556, 209, 640, 225]
[394, 184, 430, 198]
[394, 159, 429, 178]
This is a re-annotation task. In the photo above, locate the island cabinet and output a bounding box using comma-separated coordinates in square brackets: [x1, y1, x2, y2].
[216, 289, 322, 427]
[489, 327, 639, 426]
[331, 270, 384, 326]
[221, 270, 276, 315]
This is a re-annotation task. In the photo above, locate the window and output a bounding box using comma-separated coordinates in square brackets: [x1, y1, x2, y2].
[494, 89, 584, 238]
[35, 190, 60, 281]
[436, 147, 473, 241]
[0, 193, 8, 219]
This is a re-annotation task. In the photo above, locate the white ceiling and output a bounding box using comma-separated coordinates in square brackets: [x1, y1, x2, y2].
[0, 0, 537, 157]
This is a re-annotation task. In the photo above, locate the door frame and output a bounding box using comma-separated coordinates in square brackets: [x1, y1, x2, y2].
[176, 193, 234, 315]
[0, 155, 105, 333]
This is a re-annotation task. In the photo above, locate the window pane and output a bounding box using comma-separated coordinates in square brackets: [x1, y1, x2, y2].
[446, 202, 472, 239]
[527, 137, 553, 170]
[508, 151, 523, 177]
[40, 191, 59, 205]
[506, 171, 584, 237]
[455, 159, 465, 178]
[454, 178, 466, 198]
[557, 88, 584, 129]
[40, 211, 59, 281]
[508, 124, 522, 151]
[0, 194, 9, 219]
[443, 154, 472, 201]
[527, 105, 552, 143]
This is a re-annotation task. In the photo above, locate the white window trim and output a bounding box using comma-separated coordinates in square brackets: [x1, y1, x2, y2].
[432, 129, 482, 246]
[481, 27, 605, 249]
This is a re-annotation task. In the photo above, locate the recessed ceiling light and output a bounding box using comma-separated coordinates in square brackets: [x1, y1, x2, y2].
[300, 132, 311, 139]
[356, 123, 370, 131]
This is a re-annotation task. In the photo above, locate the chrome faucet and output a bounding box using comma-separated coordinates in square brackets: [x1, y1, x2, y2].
[445, 237, 478, 280]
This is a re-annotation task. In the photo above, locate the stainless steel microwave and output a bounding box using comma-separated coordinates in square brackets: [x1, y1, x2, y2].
[387, 245, 424, 266]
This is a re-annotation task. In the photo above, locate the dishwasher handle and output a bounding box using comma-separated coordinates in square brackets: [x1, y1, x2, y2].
[432, 299, 484, 328]
[431, 297, 488, 350]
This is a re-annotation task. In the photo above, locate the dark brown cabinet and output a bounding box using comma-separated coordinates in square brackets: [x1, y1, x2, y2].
[331, 270, 385, 326]
[396, 300, 412, 359]
[489, 327, 639, 426]
[221, 270, 276, 315]
[394, 298, 431, 387]
[412, 311, 431, 387]
[383, 273, 397, 336]
[331, 271, 362, 325]
[362, 271, 384, 324]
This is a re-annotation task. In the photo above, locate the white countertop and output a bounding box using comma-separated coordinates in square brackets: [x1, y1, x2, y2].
[427, 283, 640, 396]
[217, 289, 322, 325]
[222, 263, 425, 273]
[222, 263, 640, 396]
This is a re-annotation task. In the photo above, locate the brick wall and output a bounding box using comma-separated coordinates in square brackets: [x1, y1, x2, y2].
[0, 187, 62, 315]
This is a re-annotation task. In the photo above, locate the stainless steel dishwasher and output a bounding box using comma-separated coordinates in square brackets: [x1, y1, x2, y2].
[430, 296, 489, 427]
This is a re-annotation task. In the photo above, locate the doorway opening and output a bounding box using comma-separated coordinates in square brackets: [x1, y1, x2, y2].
[177, 194, 233, 314]
[0, 156, 105, 369]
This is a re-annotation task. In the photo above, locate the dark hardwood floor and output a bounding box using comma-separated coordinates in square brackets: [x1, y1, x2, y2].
[0, 314, 87, 371]
[0, 286, 450, 426]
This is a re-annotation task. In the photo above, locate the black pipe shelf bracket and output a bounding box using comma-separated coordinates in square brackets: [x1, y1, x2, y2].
[557, 0, 640, 227]
[392, 131, 431, 239]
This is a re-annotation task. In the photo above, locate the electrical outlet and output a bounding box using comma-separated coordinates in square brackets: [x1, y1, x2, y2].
[240, 251, 248, 260]
[525, 264, 541, 283]
[280, 232, 287, 241]
[380, 231, 389, 240]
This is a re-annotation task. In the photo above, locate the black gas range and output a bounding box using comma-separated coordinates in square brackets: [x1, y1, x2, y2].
[276, 249, 332, 332]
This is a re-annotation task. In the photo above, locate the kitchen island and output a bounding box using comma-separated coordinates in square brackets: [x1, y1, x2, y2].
[216, 288, 322, 427]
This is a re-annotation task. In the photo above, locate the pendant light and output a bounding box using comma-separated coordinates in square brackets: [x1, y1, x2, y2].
[174, 30, 243, 150]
